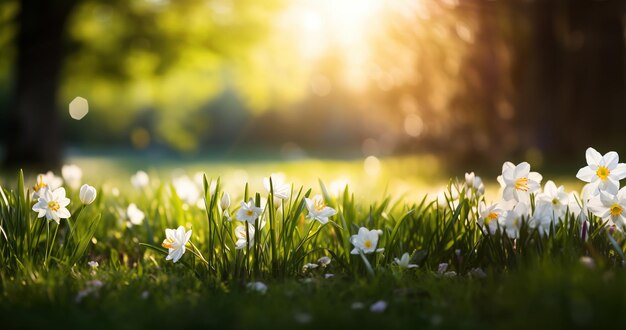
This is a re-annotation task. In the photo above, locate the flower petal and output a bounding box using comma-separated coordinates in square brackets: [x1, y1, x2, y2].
[576, 167, 595, 182]
[586, 147, 602, 166]
[611, 164, 626, 180]
[603, 151, 619, 169]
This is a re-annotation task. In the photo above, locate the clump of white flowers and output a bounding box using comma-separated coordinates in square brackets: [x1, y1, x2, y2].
[466, 146, 626, 239]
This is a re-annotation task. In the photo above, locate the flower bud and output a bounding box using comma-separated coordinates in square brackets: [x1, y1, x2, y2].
[220, 192, 230, 210]
[79, 184, 97, 205]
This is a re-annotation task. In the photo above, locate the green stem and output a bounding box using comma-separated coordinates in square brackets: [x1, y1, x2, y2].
[188, 241, 209, 266]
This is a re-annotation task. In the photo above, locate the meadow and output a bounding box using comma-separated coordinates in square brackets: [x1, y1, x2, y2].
[2, 150, 626, 329]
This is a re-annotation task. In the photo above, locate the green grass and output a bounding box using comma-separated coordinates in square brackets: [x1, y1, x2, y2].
[0, 157, 619, 329]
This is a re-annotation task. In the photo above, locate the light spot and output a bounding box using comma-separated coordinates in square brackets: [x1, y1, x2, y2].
[310, 74, 332, 96]
[69, 97, 89, 120]
[404, 114, 423, 137]
[131, 127, 151, 149]
[363, 156, 381, 176]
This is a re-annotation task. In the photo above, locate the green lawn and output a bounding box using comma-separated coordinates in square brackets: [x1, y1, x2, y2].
[0, 155, 616, 329]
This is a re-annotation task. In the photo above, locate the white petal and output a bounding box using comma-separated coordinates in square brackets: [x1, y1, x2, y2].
[528, 172, 543, 184]
[184, 229, 192, 244]
[611, 164, 626, 180]
[56, 208, 71, 218]
[586, 147, 602, 166]
[603, 151, 619, 169]
[514, 162, 530, 178]
[502, 187, 515, 201]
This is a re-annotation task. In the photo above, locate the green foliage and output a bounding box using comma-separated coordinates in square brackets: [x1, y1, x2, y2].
[0, 171, 101, 272]
[2, 167, 626, 328]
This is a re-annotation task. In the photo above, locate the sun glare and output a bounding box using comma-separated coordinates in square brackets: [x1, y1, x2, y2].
[279, 0, 387, 91]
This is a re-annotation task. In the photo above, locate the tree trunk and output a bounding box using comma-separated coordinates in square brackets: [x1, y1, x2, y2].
[4, 0, 77, 171]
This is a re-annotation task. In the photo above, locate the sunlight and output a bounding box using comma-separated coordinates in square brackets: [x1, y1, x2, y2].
[279, 0, 388, 91]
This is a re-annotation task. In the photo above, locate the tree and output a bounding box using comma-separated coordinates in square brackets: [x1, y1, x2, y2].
[4, 0, 79, 170]
[2, 0, 286, 169]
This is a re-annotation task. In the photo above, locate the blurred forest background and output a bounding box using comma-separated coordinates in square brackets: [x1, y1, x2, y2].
[0, 0, 624, 170]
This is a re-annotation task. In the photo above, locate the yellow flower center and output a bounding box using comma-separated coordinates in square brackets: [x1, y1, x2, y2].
[485, 212, 498, 224]
[515, 177, 529, 192]
[34, 175, 47, 192]
[314, 199, 326, 212]
[596, 166, 610, 181]
[552, 198, 559, 205]
[47, 201, 60, 212]
[246, 210, 254, 217]
[363, 239, 373, 249]
[610, 203, 622, 217]
[162, 238, 174, 249]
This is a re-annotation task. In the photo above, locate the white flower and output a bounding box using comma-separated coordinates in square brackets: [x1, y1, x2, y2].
[498, 162, 542, 205]
[351, 302, 365, 310]
[161, 226, 192, 263]
[293, 312, 312, 324]
[79, 184, 97, 205]
[62, 164, 83, 189]
[264, 173, 290, 200]
[32, 171, 63, 198]
[587, 187, 626, 230]
[370, 300, 387, 313]
[478, 202, 505, 234]
[350, 227, 384, 255]
[530, 202, 556, 236]
[318, 256, 331, 266]
[172, 175, 201, 206]
[394, 252, 418, 269]
[303, 263, 319, 271]
[437, 263, 449, 274]
[87, 261, 99, 269]
[234, 224, 256, 250]
[247, 281, 267, 294]
[220, 192, 231, 210]
[305, 195, 337, 224]
[535, 180, 569, 220]
[236, 200, 263, 224]
[436, 183, 462, 209]
[501, 202, 530, 239]
[576, 147, 626, 195]
[32, 187, 71, 224]
[127, 203, 145, 226]
[569, 187, 594, 237]
[465, 172, 485, 195]
[131, 171, 150, 189]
